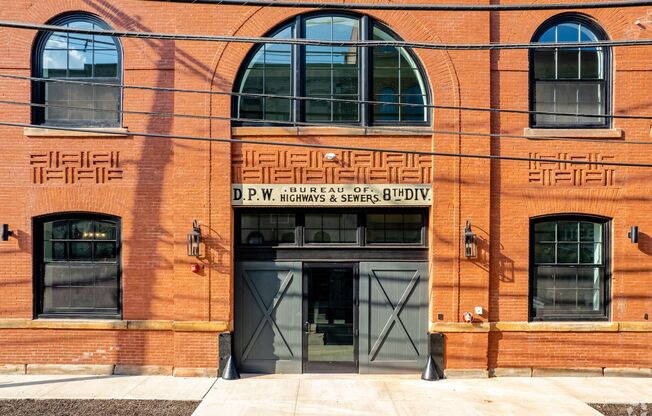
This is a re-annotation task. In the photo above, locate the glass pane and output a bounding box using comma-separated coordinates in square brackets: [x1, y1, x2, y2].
[95, 242, 117, 261]
[43, 287, 70, 311]
[95, 221, 117, 240]
[44, 220, 69, 240]
[555, 289, 577, 310]
[535, 222, 556, 242]
[97, 264, 119, 286]
[580, 222, 602, 242]
[533, 266, 555, 309]
[555, 267, 577, 288]
[534, 243, 555, 263]
[533, 81, 555, 125]
[577, 289, 600, 311]
[306, 267, 354, 364]
[557, 23, 579, 43]
[69, 265, 96, 286]
[70, 286, 94, 308]
[68, 21, 94, 49]
[558, 222, 579, 241]
[241, 214, 259, 228]
[70, 242, 93, 260]
[577, 267, 600, 289]
[44, 264, 69, 286]
[44, 241, 67, 261]
[70, 220, 93, 239]
[68, 50, 93, 77]
[45, 32, 68, 49]
[94, 49, 119, 77]
[557, 243, 578, 263]
[579, 243, 601, 264]
[557, 49, 580, 79]
[533, 50, 556, 79]
[95, 287, 118, 309]
[580, 49, 602, 78]
[333, 69, 358, 95]
[43, 50, 67, 77]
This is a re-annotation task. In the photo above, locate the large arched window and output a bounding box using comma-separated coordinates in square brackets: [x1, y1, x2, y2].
[234, 13, 429, 126]
[35, 213, 121, 318]
[32, 13, 122, 127]
[530, 215, 610, 321]
[530, 15, 609, 128]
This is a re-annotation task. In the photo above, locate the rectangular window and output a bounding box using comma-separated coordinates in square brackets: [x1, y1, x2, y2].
[366, 213, 424, 244]
[240, 213, 296, 245]
[38, 216, 120, 318]
[531, 217, 608, 321]
[304, 213, 357, 244]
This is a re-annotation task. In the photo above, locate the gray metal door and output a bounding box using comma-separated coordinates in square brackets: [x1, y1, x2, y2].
[234, 261, 302, 373]
[359, 262, 429, 373]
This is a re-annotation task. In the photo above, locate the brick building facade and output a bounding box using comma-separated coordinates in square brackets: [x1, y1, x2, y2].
[0, 0, 651, 377]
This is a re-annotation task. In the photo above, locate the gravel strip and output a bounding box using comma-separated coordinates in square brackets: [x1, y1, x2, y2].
[589, 403, 651, 416]
[0, 399, 200, 416]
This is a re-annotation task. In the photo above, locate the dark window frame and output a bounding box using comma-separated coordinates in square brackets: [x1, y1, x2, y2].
[529, 214, 611, 322]
[232, 11, 431, 127]
[31, 12, 123, 127]
[528, 13, 611, 129]
[33, 212, 122, 319]
[235, 208, 428, 248]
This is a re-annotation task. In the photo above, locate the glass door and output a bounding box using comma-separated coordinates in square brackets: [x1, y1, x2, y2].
[303, 263, 358, 373]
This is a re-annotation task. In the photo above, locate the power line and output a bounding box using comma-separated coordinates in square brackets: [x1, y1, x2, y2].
[7, 120, 652, 168]
[2, 20, 652, 50]
[142, 0, 652, 12]
[7, 97, 652, 145]
[5, 74, 652, 122]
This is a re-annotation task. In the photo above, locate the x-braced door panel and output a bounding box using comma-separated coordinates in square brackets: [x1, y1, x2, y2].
[234, 262, 303, 373]
[359, 262, 428, 373]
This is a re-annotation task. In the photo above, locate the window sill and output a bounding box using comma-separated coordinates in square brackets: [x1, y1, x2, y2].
[524, 128, 623, 139]
[24, 127, 131, 138]
[231, 126, 433, 137]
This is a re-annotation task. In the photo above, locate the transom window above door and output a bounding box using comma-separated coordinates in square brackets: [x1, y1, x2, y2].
[236, 210, 427, 246]
[234, 13, 430, 126]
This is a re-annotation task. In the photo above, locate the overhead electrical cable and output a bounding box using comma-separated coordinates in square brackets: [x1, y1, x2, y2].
[6, 98, 652, 145]
[141, 0, 652, 12]
[6, 120, 652, 168]
[5, 74, 652, 122]
[2, 20, 652, 50]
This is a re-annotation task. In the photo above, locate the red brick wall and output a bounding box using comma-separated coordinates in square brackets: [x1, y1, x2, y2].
[0, 0, 650, 371]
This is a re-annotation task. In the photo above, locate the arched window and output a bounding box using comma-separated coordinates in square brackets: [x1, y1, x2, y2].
[35, 213, 121, 318]
[530, 215, 610, 321]
[32, 13, 122, 127]
[234, 13, 429, 126]
[530, 15, 609, 128]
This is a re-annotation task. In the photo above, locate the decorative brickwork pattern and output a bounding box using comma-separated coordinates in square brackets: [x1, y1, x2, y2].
[232, 150, 432, 184]
[30, 151, 123, 184]
[528, 153, 615, 187]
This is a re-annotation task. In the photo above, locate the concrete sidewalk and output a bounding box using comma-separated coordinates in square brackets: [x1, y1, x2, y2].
[0, 374, 651, 415]
[195, 374, 652, 416]
[0, 374, 214, 401]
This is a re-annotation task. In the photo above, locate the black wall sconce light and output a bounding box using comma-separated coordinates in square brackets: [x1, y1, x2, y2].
[187, 220, 201, 256]
[464, 220, 477, 258]
[1, 224, 13, 241]
[628, 226, 639, 244]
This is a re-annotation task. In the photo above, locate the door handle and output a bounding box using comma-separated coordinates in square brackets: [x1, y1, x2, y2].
[304, 321, 310, 334]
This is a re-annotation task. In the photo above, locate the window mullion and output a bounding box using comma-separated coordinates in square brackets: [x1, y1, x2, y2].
[292, 16, 302, 125]
[360, 15, 369, 127]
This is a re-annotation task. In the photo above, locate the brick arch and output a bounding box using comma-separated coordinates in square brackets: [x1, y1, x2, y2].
[502, 9, 630, 44]
[28, 188, 128, 220]
[205, 8, 461, 128]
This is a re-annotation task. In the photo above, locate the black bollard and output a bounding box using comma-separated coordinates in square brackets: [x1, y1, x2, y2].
[221, 356, 240, 380]
[421, 355, 440, 381]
